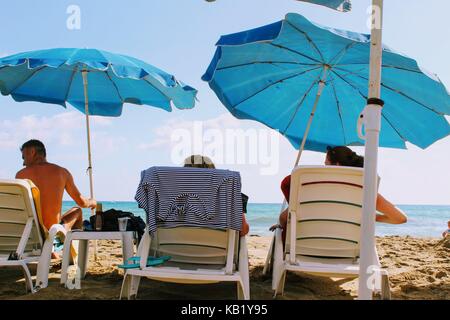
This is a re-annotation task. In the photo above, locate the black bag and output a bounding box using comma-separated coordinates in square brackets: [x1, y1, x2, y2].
[90, 209, 146, 243]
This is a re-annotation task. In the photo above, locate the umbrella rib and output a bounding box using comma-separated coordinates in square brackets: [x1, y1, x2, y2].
[329, 75, 347, 144]
[8, 65, 47, 94]
[216, 61, 320, 72]
[329, 42, 358, 66]
[105, 70, 125, 102]
[284, 20, 325, 63]
[337, 63, 425, 74]
[331, 70, 408, 143]
[63, 65, 78, 102]
[281, 73, 321, 135]
[143, 77, 175, 107]
[269, 43, 322, 64]
[230, 66, 321, 110]
[333, 67, 442, 115]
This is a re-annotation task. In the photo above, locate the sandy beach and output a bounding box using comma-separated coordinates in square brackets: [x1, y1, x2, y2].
[0, 235, 448, 300]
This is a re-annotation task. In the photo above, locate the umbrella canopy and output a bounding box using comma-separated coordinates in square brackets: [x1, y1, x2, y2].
[202, 13, 450, 152]
[296, 0, 351, 12]
[0, 48, 197, 116]
[0, 47, 197, 219]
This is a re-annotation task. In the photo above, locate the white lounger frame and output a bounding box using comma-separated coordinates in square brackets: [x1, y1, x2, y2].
[120, 226, 250, 300]
[0, 179, 68, 292]
[265, 166, 390, 299]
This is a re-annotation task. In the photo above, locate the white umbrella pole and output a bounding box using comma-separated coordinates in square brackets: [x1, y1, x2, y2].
[81, 70, 95, 210]
[265, 67, 329, 275]
[358, 0, 384, 300]
[280, 67, 329, 216]
[294, 67, 329, 167]
[82, 69, 98, 260]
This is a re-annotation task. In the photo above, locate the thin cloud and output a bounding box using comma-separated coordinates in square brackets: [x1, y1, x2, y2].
[0, 112, 114, 150]
[138, 113, 252, 150]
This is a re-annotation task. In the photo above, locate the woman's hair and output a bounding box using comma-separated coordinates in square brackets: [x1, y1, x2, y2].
[183, 155, 215, 169]
[326, 146, 364, 168]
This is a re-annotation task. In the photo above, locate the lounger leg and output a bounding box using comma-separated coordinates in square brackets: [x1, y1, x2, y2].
[237, 281, 243, 300]
[128, 275, 141, 299]
[381, 273, 391, 300]
[36, 239, 54, 289]
[279, 271, 287, 296]
[20, 262, 34, 293]
[272, 229, 284, 291]
[38, 223, 67, 289]
[60, 233, 73, 285]
[120, 273, 141, 300]
[77, 240, 89, 279]
[262, 235, 275, 276]
[120, 272, 130, 300]
[236, 278, 250, 300]
[122, 232, 134, 263]
[237, 237, 250, 300]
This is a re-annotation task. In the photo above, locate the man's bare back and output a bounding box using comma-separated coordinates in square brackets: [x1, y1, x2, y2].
[17, 163, 71, 229]
[16, 140, 96, 232]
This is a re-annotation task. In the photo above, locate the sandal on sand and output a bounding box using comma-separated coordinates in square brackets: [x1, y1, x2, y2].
[118, 255, 171, 269]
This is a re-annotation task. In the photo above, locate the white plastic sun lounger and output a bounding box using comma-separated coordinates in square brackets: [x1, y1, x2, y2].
[120, 226, 250, 300]
[0, 179, 69, 292]
[265, 166, 390, 299]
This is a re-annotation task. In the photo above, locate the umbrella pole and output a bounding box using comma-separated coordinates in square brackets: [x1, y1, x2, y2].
[358, 0, 384, 300]
[279, 68, 329, 218]
[82, 70, 95, 209]
[82, 69, 98, 260]
[266, 67, 329, 275]
[294, 66, 329, 167]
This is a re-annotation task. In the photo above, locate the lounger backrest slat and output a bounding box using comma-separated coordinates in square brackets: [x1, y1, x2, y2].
[151, 227, 238, 266]
[286, 166, 379, 260]
[0, 180, 43, 256]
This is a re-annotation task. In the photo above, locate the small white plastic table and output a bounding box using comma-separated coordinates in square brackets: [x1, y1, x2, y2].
[60, 231, 134, 286]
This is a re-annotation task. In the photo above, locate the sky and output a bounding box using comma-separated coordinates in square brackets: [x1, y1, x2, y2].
[1, 0, 450, 205]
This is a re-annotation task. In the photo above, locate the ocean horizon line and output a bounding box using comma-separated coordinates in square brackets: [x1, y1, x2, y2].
[62, 200, 450, 207]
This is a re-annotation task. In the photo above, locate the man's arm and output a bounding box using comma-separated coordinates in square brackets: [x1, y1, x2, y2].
[64, 169, 96, 209]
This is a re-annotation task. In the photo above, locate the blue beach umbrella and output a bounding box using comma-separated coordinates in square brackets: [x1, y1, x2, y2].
[296, 0, 351, 12]
[0, 48, 197, 200]
[205, 0, 351, 12]
[203, 11, 450, 299]
[202, 13, 450, 157]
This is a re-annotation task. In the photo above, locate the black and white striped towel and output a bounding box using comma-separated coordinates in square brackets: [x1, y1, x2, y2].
[135, 166, 243, 234]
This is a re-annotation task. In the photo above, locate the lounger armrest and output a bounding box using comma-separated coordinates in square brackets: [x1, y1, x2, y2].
[238, 235, 249, 275]
[35, 223, 67, 289]
[137, 228, 151, 269]
[272, 228, 285, 291]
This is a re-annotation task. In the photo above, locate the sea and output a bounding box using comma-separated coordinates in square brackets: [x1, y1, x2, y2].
[62, 201, 450, 238]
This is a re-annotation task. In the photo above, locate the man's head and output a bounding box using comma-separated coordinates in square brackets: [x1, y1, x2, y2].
[20, 139, 46, 166]
[183, 154, 215, 169]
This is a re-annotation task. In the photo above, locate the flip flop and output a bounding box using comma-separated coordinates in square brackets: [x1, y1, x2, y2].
[118, 255, 171, 269]
[126, 255, 171, 263]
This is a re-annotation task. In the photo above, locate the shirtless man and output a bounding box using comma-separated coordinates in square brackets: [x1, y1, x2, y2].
[15, 140, 96, 255]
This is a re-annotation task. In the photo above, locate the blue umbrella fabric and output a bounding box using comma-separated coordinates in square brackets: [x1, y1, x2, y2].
[297, 0, 351, 12]
[0, 48, 197, 116]
[202, 13, 450, 152]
